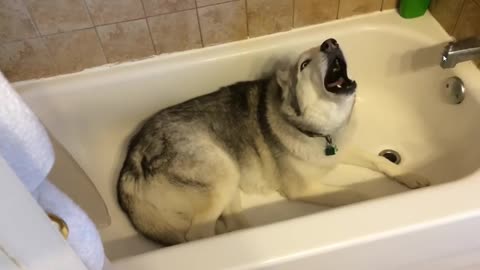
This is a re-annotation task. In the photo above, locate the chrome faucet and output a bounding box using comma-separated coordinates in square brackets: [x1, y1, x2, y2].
[441, 36, 480, 69]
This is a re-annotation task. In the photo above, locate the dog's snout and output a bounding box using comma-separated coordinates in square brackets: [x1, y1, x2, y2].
[320, 38, 339, 53]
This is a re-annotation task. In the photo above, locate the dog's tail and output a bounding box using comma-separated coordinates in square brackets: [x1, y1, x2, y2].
[117, 142, 189, 245]
[117, 146, 144, 213]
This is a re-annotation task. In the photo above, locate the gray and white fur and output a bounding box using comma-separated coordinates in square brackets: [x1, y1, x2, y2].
[117, 39, 430, 245]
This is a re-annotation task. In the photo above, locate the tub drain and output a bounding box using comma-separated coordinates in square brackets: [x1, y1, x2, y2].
[379, 149, 401, 164]
[445, 76, 465, 104]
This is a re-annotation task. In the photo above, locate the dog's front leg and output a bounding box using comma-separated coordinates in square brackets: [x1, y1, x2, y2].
[340, 147, 430, 189]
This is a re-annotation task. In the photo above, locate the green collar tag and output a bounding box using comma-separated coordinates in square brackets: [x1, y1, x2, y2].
[324, 135, 338, 156]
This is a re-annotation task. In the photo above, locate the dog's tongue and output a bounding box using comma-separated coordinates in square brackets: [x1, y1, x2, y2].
[327, 77, 345, 88]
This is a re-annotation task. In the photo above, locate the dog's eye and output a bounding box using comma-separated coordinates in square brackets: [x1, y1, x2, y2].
[300, 59, 311, 71]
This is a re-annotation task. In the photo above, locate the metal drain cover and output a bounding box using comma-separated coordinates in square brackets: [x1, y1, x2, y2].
[445, 76, 465, 104]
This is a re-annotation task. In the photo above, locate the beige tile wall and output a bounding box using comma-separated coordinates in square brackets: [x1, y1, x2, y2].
[430, 0, 480, 68]
[1, 0, 399, 81]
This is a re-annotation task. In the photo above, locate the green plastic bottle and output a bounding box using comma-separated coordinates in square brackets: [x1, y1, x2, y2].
[399, 0, 431, 18]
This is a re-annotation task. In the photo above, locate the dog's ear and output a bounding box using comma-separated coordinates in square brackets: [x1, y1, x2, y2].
[276, 64, 301, 116]
[276, 64, 291, 100]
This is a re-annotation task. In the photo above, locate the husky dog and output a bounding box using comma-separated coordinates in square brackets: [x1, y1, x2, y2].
[117, 39, 429, 245]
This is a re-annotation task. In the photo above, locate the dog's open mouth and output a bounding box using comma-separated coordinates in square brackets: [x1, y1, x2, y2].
[324, 56, 356, 95]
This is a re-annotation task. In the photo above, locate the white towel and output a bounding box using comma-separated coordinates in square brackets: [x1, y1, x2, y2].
[0, 73, 53, 192]
[33, 180, 105, 270]
[0, 72, 105, 270]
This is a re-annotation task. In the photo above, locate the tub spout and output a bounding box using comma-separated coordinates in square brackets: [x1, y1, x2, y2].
[441, 36, 480, 69]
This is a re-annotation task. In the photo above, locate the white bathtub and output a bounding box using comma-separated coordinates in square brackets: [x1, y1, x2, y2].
[15, 10, 480, 270]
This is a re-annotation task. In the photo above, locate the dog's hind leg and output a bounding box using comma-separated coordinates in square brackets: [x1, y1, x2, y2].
[220, 190, 250, 233]
[185, 179, 239, 241]
[340, 147, 430, 189]
[181, 146, 241, 242]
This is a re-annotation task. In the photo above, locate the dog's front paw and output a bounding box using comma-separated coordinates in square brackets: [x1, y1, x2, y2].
[394, 173, 430, 189]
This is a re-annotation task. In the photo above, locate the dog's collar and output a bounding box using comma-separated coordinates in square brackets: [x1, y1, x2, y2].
[295, 126, 326, 138]
[295, 127, 338, 156]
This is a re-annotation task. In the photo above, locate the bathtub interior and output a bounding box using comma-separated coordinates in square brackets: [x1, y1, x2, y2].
[15, 11, 480, 261]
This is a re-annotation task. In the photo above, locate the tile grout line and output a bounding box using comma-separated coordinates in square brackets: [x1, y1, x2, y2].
[197, 0, 243, 47]
[337, 0, 341, 19]
[81, 6, 201, 27]
[292, 0, 295, 28]
[452, 0, 467, 37]
[95, 16, 165, 27]
[38, 35, 60, 75]
[244, 0, 250, 38]
[81, 0, 109, 63]
[139, 0, 158, 55]
[195, 2, 205, 48]
[19, 0, 41, 39]
[19, 0, 58, 75]
[197, 0, 234, 8]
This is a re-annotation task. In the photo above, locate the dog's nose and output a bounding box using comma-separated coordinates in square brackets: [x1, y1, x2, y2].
[320, 38, 339, 53]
